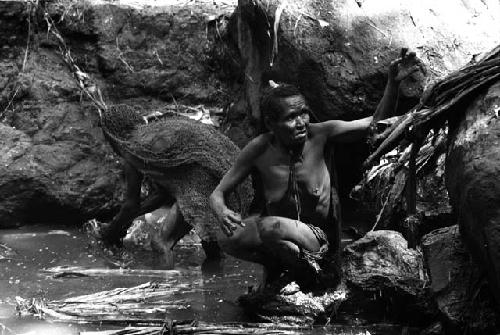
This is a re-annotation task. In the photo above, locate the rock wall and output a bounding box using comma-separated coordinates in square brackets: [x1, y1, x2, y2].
[236, 0, 500, 122]
[422, 225, 499, 333]
[446, 80, 500, 312]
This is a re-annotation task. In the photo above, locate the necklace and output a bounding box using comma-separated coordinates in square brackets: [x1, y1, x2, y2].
[288, 149, 303, 221]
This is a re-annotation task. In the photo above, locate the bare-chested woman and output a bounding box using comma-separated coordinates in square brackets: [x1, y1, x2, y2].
[209, 52, 422, 290]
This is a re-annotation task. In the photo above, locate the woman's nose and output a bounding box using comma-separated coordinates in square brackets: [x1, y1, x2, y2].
[295, 115, 306, 126]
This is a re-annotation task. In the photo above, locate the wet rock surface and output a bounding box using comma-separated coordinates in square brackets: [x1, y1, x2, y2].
[422, 225, 499, 334]
[446, 80, 500, 313]
[339, 230, 433, 325]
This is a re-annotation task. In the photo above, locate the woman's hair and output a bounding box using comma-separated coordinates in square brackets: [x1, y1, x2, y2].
[260, 84, 304, 122]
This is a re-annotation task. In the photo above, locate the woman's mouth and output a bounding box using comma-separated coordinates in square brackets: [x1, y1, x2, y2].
[295, 129, 307, 139]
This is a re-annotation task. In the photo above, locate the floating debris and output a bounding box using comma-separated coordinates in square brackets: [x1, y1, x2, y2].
[42, 266, 185, 279]
[15, 282, 204, 324]
[0, 243, 17, 261]
[80, 320, 310, 335]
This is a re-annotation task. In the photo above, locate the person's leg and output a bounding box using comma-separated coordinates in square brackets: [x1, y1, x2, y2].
[258, 216, 321, 253]
[217, 215, 267, 264]
[217, 215, 286, 288]
[156, 202, 192, 268]
[99, 162, 142, 246]
[257, 216, 323, 287]
[137, 191, 175, 217]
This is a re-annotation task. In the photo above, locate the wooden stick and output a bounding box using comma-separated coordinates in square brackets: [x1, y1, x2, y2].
[42, 266, 184, 278]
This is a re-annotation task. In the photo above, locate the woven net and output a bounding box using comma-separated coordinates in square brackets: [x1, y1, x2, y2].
[101, 104, 253, 241]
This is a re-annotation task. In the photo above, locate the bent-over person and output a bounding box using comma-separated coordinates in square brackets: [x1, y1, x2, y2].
[209, 52, 422, 291]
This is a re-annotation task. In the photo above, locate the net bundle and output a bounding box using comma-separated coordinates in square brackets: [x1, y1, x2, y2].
[100, 104, 254, 241]
[101, 104, 238, 179]
[100, 104, 144, 141]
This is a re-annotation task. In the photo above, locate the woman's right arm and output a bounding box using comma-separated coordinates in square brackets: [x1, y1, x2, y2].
[210, 136, 266, 236]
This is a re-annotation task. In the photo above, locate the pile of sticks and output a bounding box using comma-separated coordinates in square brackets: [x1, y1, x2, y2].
[16, 282, 203, 324]
[364, 44, 500, 168]
[80, 321, 309, 335]
[41, 265, 186, 278]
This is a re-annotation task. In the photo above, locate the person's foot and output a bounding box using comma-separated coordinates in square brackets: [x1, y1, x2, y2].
[260, 268, 292, 294]
[292, 258, 325, 293]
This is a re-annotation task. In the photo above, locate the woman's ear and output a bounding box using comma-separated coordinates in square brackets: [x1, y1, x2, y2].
[263, 116, 274, 132]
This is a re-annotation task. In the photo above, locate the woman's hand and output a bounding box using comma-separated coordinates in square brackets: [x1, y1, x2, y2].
[388, 49, 425, 83]
[216, 206, 244, 236]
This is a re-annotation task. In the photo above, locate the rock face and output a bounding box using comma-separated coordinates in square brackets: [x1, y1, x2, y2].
[236, 0, 500, 123]
[50, 0, 239, 104]
[422, 225, 499, 334]
[445, 80, 500, 312]
[340, 230, 433, 325]
[0, 102, 122, 226]
[0, 0, 239, 227]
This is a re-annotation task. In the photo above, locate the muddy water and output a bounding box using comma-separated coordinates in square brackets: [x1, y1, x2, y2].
[0, 225, 408, 335]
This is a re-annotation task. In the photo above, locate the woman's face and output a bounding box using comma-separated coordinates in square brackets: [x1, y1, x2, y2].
[270, 95, 310, 147]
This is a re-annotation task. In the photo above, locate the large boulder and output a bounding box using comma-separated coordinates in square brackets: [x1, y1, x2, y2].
[339, 230, 434, 325]
[0, 113, 121, 226]
[445, 80, 500, 312]
[422, 225, 499, 334]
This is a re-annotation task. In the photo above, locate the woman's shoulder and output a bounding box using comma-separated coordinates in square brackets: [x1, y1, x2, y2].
[247, 132, 273, 147]
[308, 123, 329, 142]
[240, 133, 273, 157]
